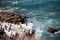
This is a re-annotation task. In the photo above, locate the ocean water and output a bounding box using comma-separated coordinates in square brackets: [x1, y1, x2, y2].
[0, 0, 60, 40]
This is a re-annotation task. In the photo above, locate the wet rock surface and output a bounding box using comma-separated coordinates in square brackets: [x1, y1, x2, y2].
[0, 12, 35, 40]
[0, 34, 35, 40]
[0, 12, 27, 24]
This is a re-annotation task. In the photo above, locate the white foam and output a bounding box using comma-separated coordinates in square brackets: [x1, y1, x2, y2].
[21, 8, 27, 11]
[6, 6, 11, 8]
[3, 7, 20, 12]
[0, 10, 2, 12]
[15, 7, 19, 10]
[3, 8, 14, 12]
[47, 19, 52, 23]
[27, 11, 34, 15]
[36, 29, 43, 37]
[49, 12, 55, 16]
[11, 1, 18, 4]
[50, 34, 54, 37]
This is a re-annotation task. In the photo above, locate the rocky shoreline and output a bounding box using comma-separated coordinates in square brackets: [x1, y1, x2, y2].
[0, 12, 27, 24]
[0, 12, 35, 40]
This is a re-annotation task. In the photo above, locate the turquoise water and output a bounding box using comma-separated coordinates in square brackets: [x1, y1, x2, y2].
[0, 0, 60, 40]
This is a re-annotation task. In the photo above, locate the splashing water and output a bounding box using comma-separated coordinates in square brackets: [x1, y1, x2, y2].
[0, 0, 60, 40]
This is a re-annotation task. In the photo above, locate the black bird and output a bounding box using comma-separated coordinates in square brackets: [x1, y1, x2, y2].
[0, 27, 5, 36]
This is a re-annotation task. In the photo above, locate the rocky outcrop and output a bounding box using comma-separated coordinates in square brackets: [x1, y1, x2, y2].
[47, 27, 55, 33]
[0, 12, 35, 40]
[0, 12, 27, 24]
[0, 34, 35, 40]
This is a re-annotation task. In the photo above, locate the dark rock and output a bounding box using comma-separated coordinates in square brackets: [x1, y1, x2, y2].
[0, 12, 27, 24]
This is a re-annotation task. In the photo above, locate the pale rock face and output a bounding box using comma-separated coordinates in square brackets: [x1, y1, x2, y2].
[20, 23, 26, 28]
[2, 23, 6, 28]
[5, 30, 17, 37]
[11, 30, 17, 36]
[11, 24, 16, 29]
[20, 22, 33, 29]
[0, 10, 2, 12]
[5, 30, 12, 37]
[11, 23, 15, 27]
[17, 25, 20, 28]
[28, 23, 33, 28]
[27, 22, 33, 30]
[20, 22, 34, 34]
[0, 21, 34, 37]
[0, 22, 17, 37]
[5, 22, 10, 27]
[0, 22, 2, 24]
[11, 24, 20, 29]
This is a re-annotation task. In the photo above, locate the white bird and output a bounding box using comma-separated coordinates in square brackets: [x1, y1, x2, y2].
[5, 30, 17, 37]
[11, 30, 17, 36]
[11, 1, 18, 5]
[20, 21, 34, 34]
[27, 22, 33, 28]
[4, 30, 12, 37]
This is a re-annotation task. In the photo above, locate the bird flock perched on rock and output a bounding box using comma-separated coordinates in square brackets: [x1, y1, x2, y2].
[0, 21, 35, 38]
